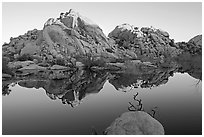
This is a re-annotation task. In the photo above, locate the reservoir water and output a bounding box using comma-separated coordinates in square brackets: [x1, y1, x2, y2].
[2, 70, 202, 135]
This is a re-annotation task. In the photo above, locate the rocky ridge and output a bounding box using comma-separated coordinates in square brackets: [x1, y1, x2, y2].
[2, 9, 202, 81]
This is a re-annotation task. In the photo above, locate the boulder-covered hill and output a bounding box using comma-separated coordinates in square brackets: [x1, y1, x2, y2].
[2, 9, 202, 78]
[2, 9, 116, 67]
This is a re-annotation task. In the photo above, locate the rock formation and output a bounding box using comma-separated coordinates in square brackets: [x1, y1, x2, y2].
[2, 9, 202, 80]
[105, 111, 164, 135]
[176, 35, 202, 55]
[108, 24, 180, 65]
[2, 9, 118, 80]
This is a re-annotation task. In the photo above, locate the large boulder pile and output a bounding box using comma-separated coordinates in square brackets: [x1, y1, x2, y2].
[108, 24, 180, 64]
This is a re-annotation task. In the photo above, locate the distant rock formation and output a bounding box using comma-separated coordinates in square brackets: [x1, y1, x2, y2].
[176, 35, 202, 55]
[105, 111, 164, 135]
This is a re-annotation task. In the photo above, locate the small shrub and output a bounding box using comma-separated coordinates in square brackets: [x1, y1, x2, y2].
[17, 54, 33, 61]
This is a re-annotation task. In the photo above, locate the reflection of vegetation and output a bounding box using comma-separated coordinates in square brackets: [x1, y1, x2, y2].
[2, 57, 14, 75]
[17, 54, 33, 61]
[2, 84, 12, 96]
[109, 65, 178, 90]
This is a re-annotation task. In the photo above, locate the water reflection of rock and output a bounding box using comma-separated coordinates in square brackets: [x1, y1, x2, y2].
[176, 54, 202, 80]
[17, 69, 110, 107]
[109, 64, 178, 90]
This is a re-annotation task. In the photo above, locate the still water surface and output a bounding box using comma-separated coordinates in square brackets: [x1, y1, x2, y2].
[2, 72, 202, 135]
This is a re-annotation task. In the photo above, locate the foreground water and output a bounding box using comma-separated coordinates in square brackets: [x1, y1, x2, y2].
[2, 71, 202, 135]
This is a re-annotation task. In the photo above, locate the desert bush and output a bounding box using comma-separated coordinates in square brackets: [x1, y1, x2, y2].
[2, 57, 14, 75]
[17, 54, 33, 61]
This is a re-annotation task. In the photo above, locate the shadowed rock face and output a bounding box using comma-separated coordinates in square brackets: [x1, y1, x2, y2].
[105, 111, 164, 135]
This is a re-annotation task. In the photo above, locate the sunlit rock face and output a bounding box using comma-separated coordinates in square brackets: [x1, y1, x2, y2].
[108, 24, 180, 65]
[105, 111, 164, 135]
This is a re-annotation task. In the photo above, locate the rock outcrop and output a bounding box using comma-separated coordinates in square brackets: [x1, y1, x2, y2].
[176, 35, 202, 55]
[2, 9, 118, 77]
[42, 9, 117, 63]
[105, 111, 164, 135]
[108, 24, 180, 65]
